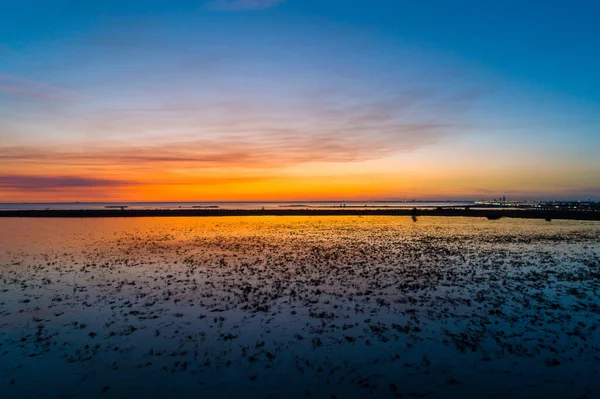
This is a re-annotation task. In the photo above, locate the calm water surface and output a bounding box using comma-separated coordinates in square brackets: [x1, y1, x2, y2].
[0, 201, 473, 211]
[1, 217, 599, 398]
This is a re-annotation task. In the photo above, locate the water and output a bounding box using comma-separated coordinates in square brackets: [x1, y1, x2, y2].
[0, 201, 473, 211]
[1, 216, 599, 398]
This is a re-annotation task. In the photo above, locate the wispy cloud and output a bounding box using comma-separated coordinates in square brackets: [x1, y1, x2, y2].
[0, 118, 458, 171]
[0, 175, 137, 191]
[0, 74, 82, 101]
[205, 0, 285, 11]
[0, 82, 482, 180]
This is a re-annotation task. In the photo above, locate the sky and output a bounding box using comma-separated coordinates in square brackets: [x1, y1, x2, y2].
[1, 0, 599, 202]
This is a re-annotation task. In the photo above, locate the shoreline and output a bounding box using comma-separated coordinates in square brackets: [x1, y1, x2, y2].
[1, 208, 599, 220]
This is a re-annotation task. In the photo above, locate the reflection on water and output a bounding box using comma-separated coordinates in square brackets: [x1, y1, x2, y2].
[1, 217, 599, 398]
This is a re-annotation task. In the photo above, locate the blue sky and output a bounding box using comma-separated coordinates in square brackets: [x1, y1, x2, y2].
[1, 0, 599, 201]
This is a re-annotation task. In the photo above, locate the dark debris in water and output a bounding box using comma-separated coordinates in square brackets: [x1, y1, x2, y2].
[0, 217, 599, 398]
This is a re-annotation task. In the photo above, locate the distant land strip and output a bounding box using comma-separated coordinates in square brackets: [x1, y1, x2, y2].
[1, 209, 599, 220]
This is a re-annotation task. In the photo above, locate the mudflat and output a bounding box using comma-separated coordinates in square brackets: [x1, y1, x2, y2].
[1, 216, 599, 398]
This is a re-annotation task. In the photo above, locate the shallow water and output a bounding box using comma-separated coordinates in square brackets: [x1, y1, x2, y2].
[1, 217, 599, 398]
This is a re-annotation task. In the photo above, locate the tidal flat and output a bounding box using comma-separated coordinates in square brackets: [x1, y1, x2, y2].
[1, 216, 599, 399]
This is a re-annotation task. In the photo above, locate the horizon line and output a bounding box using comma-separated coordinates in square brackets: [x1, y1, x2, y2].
[1, 199, 597, 205]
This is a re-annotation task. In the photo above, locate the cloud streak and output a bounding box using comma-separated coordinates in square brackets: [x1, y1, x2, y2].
[0, 175, 137, 191]
[205, 0, 285, 11]
[0, 120, 456, 171]
[0, 74, 82, 101]
[0, 81, 482, 198]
